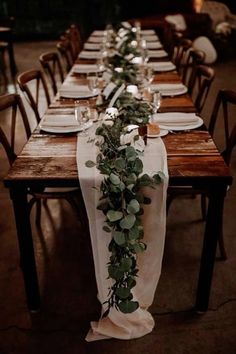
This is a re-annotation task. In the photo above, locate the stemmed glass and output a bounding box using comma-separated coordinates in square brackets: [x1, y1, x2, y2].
[87, 72, 98, 95]
[152, 91, 162, 113]
[74, 100, 91, 136]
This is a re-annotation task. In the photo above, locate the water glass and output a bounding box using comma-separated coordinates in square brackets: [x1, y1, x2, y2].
[152, 91, 162, 113]
[74, 100, 91, 136]
[87, 72, 98, 95]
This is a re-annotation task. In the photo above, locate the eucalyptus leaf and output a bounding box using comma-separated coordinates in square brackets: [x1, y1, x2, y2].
[109, 173, 121, 185]
[120, 257, 132, 271]
[127, 199, 140, 214]
[128, 226, 139, 240]
[115, 287, 131, 299]
[85, 160, 96, 168]
[113, 230, 126, 246]
[120, 214, 136, 229]
[118, 300, 139, 313]
[107, 210, 123, 222]
[108, 265, 124, 280]
[114, 158, 126, 171]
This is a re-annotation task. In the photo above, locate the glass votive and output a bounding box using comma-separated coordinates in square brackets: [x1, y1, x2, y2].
[126, 85, 138, 97]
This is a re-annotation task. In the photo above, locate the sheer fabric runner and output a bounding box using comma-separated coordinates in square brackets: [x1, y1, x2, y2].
[76, 125, 168, 341]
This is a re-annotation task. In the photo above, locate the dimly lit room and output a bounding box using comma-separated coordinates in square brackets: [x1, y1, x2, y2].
[0, 0, 236, 353]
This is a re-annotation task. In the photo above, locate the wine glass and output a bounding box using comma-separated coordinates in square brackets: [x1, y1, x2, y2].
[87, 72, 98, 95]
[152, 91, 162, 113]
[74, 100, 91, 136]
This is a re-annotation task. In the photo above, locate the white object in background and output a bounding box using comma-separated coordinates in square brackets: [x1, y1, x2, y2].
[165, 14, 187, 31]
[126, 85, 138, 97]
[193, 36, 217, 64]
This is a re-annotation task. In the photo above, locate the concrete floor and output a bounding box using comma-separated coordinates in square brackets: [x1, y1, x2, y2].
[0, 41, 236, 354]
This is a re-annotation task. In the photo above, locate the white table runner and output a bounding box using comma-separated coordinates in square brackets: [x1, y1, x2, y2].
[76, 125, 168, 341]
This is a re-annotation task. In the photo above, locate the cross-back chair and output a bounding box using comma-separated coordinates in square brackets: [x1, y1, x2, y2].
[57, 39, 74, 73]
[17, 69, 51, 124]
[181, 49, 205, 87]
[167, 89, 236, 260]
[172, 37, 192, 73]
[64, 24, 83, 61]
[39, 51, 64, 96]
[191, 64, 215, 114]
[0, 93, 86, 227]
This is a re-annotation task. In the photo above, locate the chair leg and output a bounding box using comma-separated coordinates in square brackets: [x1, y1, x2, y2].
[218, 229, 227, 261]
[200, 194, 207, 221]
[35, 199, 42, 226]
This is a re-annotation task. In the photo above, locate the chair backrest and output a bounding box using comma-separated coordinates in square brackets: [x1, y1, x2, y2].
[0, 93, 31, 165]
[64, 24, 83, 61]
[39, 51, 64, 96]
[173, 37, 192, 73]
[57, 39, 74, 73]
[17, 69, 51, 124]
[209, 89, 236, 165]
[182, 49, 205, 87]
[192, 64, 215, 114]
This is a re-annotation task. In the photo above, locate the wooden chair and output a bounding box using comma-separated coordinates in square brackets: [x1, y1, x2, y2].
[191, 65, 215, 114]
[64, 24, 83, 61]
[172, 37, 192, 73]
[0, 93, 86, 227]
[17, 69, 51, 124]
[57, 39, 74, 73]
[181, 49, 205, 88]
[39, 51, 64, 96]
[167, 89, 236, 260]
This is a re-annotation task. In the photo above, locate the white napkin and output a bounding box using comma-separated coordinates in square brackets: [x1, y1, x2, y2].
[141, 30, 155, 35]
[91, 30, 105, 36]
[84, 42, 101, 51]
[148, 50, 168, 58]
[79, 51, 102, 59]
[152, 112, 200, 127]
[40, 114, 77, 128]
[146, 42, 162, 49]
[87, 36, 103, 43]
[142, 34, 159, 41]
[150, 83, 188, 96]
[147, 61, 176, 72]
[59, 84, 94, 98]
[73, 64, 101, 74]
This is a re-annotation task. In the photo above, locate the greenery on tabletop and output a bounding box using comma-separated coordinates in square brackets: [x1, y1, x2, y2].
[85, 22, 165, 315]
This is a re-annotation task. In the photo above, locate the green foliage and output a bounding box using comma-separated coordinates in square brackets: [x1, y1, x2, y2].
[85, 22, 165, 316]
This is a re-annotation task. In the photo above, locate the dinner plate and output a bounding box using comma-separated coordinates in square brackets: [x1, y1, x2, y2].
[151, 84, 188, 96]
[59, 88, 100, 99]
[40, 121, 93, 134]
[159, 117, 204, 131]
[147, 129, 169, 138]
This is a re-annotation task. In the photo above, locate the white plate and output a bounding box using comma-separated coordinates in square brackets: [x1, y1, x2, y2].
[60, 88, 100, 99]
[151, 84, 188, 96]
[40, 121, 93, 134]
[159, 117, 204, 131]
[148, 129, 169, 138]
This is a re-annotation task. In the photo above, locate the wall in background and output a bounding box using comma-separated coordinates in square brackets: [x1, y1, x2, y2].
[1, 0, 235, 40]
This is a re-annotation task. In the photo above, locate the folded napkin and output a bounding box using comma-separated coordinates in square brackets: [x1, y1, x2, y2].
[148, 50, 168, 58]
[59, 84, 94, 98]
[142, 34, 159, 41]
[91, 30, 104, 36]
[147, 61, 176, 72]
[150, 83, 188, 96]
[73, 64, 102, 74]
[84, 42, 101, 50]
[87, 36, 103, 43]
[152, 112, 200, 127]
[79, 51, 102, 59]
[40, 114, 78, 128]
[141, 29, 155, 35]
[146, 42, 162, 49]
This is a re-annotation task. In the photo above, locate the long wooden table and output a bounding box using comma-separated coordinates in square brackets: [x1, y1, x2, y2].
[4, 46, 232, 314]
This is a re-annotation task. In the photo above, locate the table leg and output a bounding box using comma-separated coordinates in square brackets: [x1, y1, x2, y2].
[10, 187, 40, 311]
[195, 186, 226, 312]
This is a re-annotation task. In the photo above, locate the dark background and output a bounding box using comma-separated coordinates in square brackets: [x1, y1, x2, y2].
[1, 0, 236, 40]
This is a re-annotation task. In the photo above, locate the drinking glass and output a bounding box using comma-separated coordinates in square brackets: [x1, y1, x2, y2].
[87, 72, 98, 95]
[74, 100, 91, 136]
[152, 91, 162, 113]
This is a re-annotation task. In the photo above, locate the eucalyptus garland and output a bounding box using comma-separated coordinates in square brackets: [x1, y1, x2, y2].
[85, 24, 165, 315]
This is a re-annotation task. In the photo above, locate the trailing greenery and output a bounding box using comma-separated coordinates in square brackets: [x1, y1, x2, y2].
[85, 23, 164, 315]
